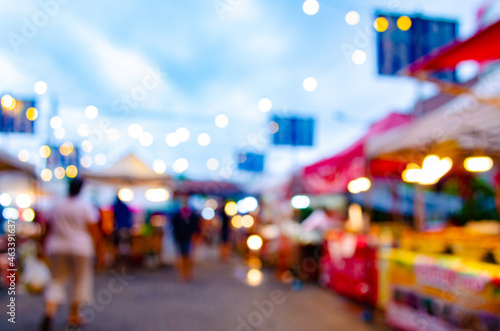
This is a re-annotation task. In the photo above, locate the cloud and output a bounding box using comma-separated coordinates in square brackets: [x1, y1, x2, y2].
[0, 55, 34, 92]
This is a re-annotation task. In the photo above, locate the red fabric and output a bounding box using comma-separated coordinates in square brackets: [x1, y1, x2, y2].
[321, 234, 378, 306]
[302, 113, 412, 194]
[370, 159, 407, 178]
[408, 19, 500, 73]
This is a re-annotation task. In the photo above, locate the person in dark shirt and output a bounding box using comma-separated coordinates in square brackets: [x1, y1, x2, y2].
[219, 202, 231, 261]
[112, 195, 132, 268]
[171, 194, 199, 281]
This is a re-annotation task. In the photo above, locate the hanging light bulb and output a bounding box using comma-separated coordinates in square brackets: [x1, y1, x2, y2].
[464, 156, 493, 172]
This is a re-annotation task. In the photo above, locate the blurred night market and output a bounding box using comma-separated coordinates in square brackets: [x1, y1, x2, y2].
[1, 1, 500, 330]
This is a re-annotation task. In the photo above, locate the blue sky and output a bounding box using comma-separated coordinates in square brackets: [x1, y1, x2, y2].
[0, 0, 488, 185]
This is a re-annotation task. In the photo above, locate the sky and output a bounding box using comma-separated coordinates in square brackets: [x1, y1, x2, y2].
[0, 0, 489, 187]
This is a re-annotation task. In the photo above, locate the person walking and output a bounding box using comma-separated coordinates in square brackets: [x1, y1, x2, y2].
[219, 202, 231, 261]
[112, 195, 133, 269]
[171, 194, 199, 281]
[40, 178, 102, 331]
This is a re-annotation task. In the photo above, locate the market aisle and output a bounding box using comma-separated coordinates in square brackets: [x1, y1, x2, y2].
[1, 257, 389, 331]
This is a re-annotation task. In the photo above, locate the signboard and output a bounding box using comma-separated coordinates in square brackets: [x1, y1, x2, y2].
[377, 13, 458, 81]
[271, 115, 314, 147]
[0, 98, 36, 133]
[237, 152, 264, 173]
[385, 249, 500, 329]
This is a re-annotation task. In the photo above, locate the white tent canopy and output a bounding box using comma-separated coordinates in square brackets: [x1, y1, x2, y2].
[0, 149, 36, 176]
[367, 69, 500, 160]
[82, 153, 171, 186]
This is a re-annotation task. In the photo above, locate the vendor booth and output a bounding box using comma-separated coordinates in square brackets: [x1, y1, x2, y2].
[82, 153, 172, 266]
[364, 21, 500, 330]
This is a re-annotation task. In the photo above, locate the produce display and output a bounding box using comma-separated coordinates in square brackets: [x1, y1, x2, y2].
[384, 249, 500, 331]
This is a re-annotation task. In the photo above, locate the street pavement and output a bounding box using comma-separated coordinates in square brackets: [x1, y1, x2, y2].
[1, 252, 391, 331]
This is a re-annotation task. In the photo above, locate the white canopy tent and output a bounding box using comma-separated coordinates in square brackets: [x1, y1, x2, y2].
[367, 69, 500, 161]
[0, 149, 36, 177]
[82, 153, 171, 187]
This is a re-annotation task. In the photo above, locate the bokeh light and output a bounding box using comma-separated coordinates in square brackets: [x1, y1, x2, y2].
[397, 16, 412, 31]
[3, 208, 19, 220]
[201, 207, 215, 220]
[151, 215, 167, 227]
[21, 209, 36, 223]
[18, 150, 29, 162]
[247, 235, 263, 251]
[66, 165, 78, 178]
[258, 98, 272, 112]
[207, 158, 219, 171]
[81, 140, 93, 153]
[15, 193, 32, 209]
[464, 156, 493, 172]
[34, 81, 47, 95]
[231, 215, 242, 228]
[26, 107, 38, 121]
[1, 95, 16, 110]
[22, 208, 35, 222]
[303, 77, 318, 92]
[54, 166, 65, 179]
[345, 11, 360, 25]
[176, 127, 190, 142]
[215, 114, 229, 128]
[145, 188, 169, 202]
[85, 105, 98, 119]
[291, 195, 310, 209]
[50, 116, 62, 129]
[268, 121, 279, 134]
[39, 145, 51, 158]
[374, 16, 389, 32]
[225, 201, 238, 216]
[173, 158, 188, 173]
[197, 133, 211, 146]
[153, 159, 167, 174]
[351, 50, 367, 65]
[247, 269, 263, 286]
[206, 199, 218, 210]
[40, 169, 52, 181]
[0, 193, 12, 207]
[80, 155, 92, 168]
[165, 132, 179, 147]
[118, 188, 134, 202]
[241, 215, 254, 228]
[302, 0, 319, 15]
[59, 142, 74, 156]
[139, 132, 153, 146]
[237, 197, 259, 213]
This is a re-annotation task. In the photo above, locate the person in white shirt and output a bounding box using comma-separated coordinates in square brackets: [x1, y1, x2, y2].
[40, 178, 102, 331]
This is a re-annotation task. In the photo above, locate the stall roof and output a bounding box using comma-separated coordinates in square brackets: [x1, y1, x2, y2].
[175, 180, 242, 197]
[0, 149, 36, 177]
[301, 113, 412, 194]
[407, 19, 500, 75]
[366, 95, 500, 160]
[82, 153, 170, 186]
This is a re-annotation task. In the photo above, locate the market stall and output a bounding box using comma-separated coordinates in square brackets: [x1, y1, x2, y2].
[362, 23, 500, 328]
[82, 153, 172, 265]
[0, 149, 38, 289]
[299, 112, 411, 303]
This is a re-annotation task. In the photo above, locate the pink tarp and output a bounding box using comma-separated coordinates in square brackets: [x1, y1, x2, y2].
[301, 113, 412, 194]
